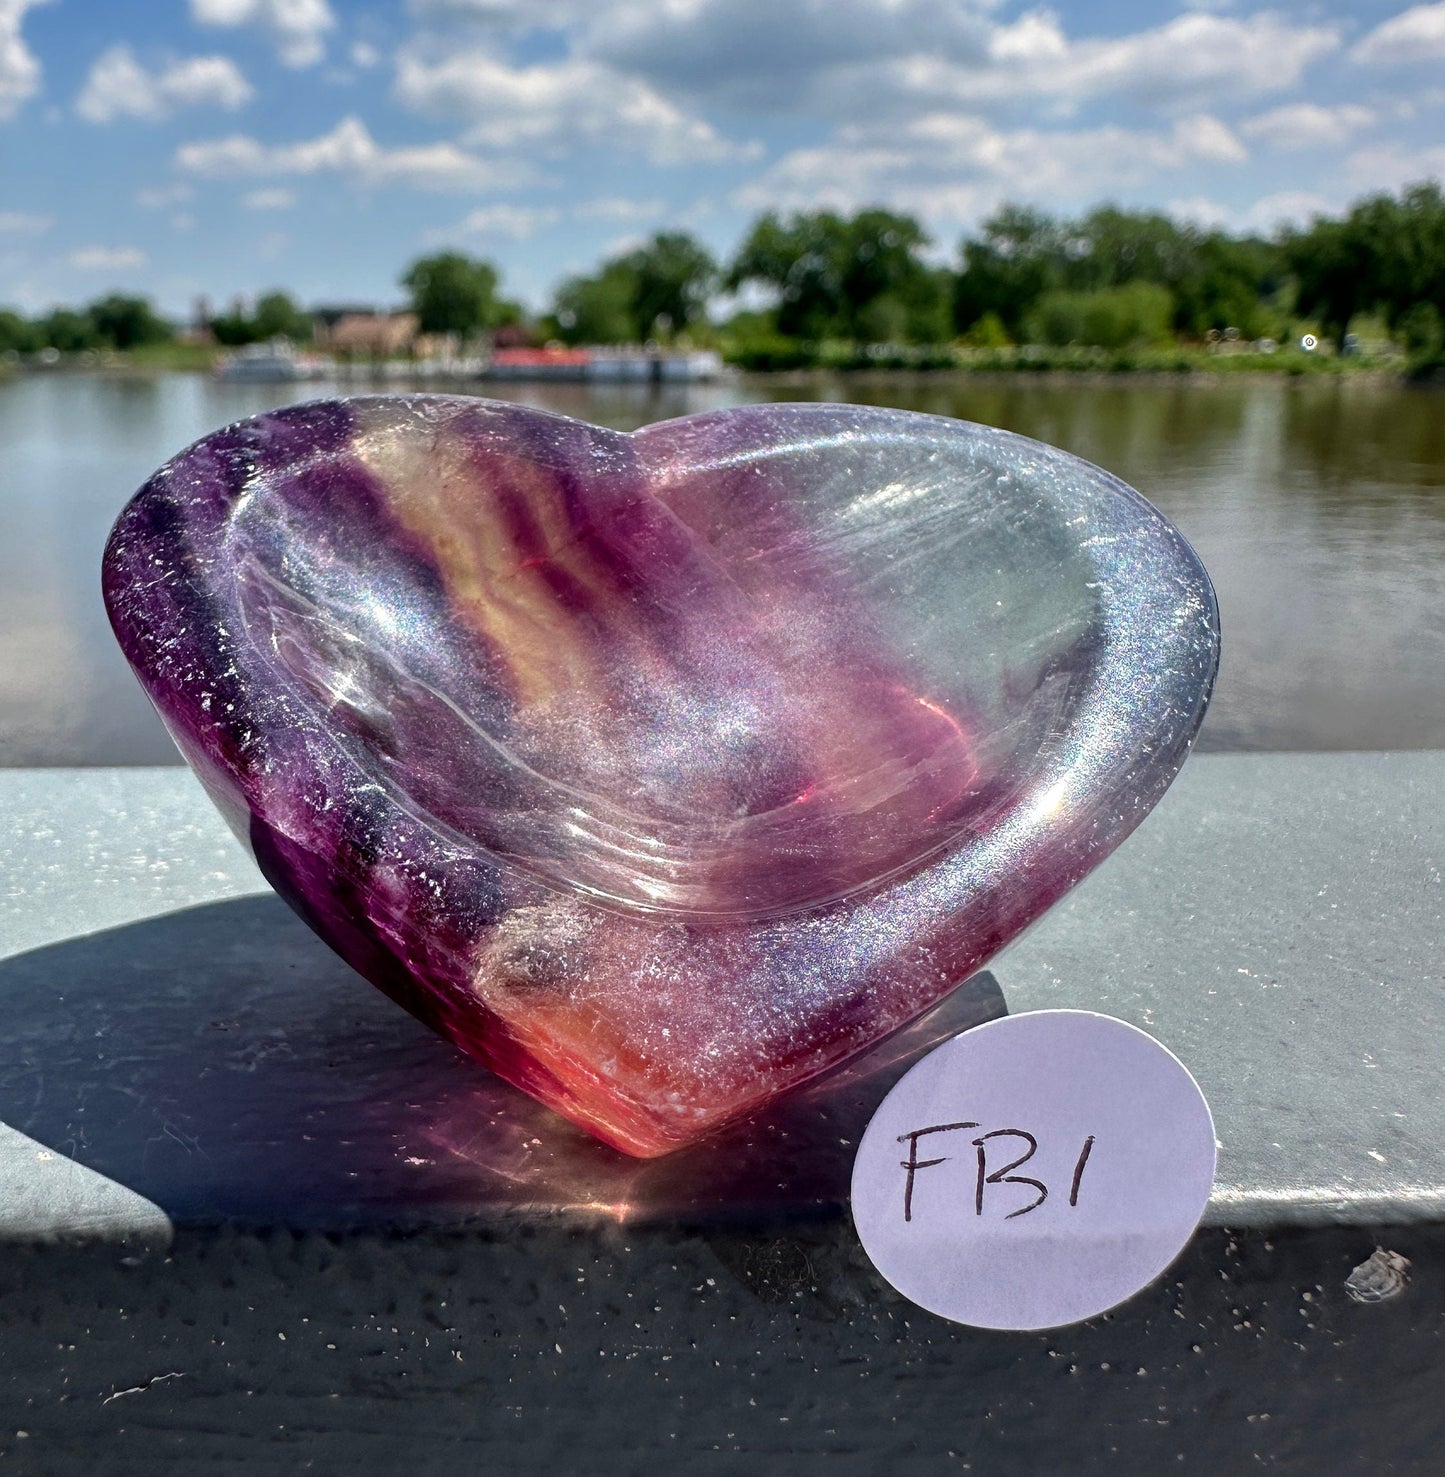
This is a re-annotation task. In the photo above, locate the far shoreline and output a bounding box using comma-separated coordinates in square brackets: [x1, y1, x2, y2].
[4, 355, 1437, 391]
[741, 363, 1427, 390]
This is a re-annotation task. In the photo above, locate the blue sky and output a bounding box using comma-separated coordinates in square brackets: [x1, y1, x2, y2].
[3, 0, 1444, 317]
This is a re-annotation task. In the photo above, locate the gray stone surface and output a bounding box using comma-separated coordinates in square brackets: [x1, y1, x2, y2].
[998, 750, 1445, 1226]
[0, 754, 1441, 1241]
[0, 1123, 169, 1246]
[2, 757, 1442, 1476]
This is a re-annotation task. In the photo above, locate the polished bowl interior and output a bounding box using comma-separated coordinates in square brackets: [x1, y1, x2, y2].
[225, 399, 1161, 920]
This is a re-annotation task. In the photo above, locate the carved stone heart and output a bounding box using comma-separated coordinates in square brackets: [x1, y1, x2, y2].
[103, 397, 1218, 1156]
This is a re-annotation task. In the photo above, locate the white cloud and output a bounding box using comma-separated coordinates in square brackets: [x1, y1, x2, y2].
[1169, 190, 1348, 236]
[1172, 113, 1248, 164]
[572, 196, 665, 222]
[442, 203, 562, 238]
[873, 12, 1338, 116]
[69, 245, 148, 271]
[1167, 197, 1233, 230]
[1241, 103, 1376, 151]
[394, 48, 760, 164]
[175, 114, 528, 192]
[737, 163, 991, 230]
[569, 4, 1336, 120]
[738, 112, 1250, 224]
[584, 0, 996, 105]
[0, 0, 50, 122]
[77, 45, 253, 123]
[1343, 141, 1445, 192]
[1238, 190, 1336, 233]
[350, 40, 380, 68]
[988, 11, 1067, 64]
[243, 186, 296, 209]
[411, 0, 633, 25]
[596, 230, 648, 259]
[429, 198, 671, 248]
[190, 0, 335, 69]
[0, 209, 51, 232]
[1048, 12, 1336, 104]
[154, 54, 253, 111]
[1352, 3, 1445, 66]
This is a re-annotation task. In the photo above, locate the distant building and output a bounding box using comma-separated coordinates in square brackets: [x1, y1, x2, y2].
[491, 321, 536, 350]
[485, 346, 591, 380]
[481, 346, 723, 383]
[310, 303, 377, 329]
[315, 311, 420, 358]
[311, 310, 469, 361]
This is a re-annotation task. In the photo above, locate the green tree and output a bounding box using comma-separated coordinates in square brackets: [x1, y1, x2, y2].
[1398, 301, 1443, 357]
[624, 231, 716, 338]
[955, 206, 1069, 339]
[1175, 233, 1285, 340]
[1024, 282, 1175, 349]
[400, 252, 512, 337]
[962, 310, 1011, 348]
[726, 210, 850, 339]
[38, 308, 101, 352]
[252, 290, 312, 342]
[210, 311, 260, 347]
[86, 294, 172, 350]
[1282, 187, 1445, 350]
[1353, 183, 1445, 335]
[840, 210, 951, 342]
[1286, 215, 1376, 350]
[551, 232, 716, 344]
[1066, 207, 1198, 294]
[553, 260, 639, 344]
[0, 309, 37, 354]
[728, 209, 948, 342]
[960, 202, 1287, 342]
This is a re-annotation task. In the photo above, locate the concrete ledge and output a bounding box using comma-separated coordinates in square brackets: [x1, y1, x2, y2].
[2, 754, 1441, 1240]
[1, 756, 1441, 1473]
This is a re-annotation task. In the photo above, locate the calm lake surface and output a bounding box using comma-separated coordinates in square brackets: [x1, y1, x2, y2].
[2, 369, 1442, 765]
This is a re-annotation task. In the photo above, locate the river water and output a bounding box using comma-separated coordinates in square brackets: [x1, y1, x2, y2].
[1, 369, 1442, 764]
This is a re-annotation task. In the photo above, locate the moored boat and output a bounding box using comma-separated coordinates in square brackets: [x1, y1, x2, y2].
[215, 339, 333, 383]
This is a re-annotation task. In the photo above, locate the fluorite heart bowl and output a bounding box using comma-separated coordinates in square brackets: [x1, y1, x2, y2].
[102, 396, 1219, 1157]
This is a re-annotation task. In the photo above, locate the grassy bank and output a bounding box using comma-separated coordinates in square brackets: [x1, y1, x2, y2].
[719, 338, 1406, 377]
[115, 342, 225, 372]
[6, 340, 1436, 384]
[1, 343, 226, 374]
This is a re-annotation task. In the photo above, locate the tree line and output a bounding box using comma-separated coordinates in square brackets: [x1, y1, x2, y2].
[3, 183, 1442, 368]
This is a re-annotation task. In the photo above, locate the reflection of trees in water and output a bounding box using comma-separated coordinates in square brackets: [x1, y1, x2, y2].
[1279, 380, 1445, 503]
[762, 373, 1443, 529]
[773, 373, 1251, 482]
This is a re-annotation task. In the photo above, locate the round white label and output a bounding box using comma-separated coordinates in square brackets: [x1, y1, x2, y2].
[851, 1010, 1216, 1331]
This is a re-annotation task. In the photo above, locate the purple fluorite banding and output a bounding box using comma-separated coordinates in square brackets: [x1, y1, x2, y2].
[103, 397, 1218, 1156]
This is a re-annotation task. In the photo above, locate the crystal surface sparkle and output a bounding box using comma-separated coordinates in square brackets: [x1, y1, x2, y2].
[102, 397, 1219, 1156]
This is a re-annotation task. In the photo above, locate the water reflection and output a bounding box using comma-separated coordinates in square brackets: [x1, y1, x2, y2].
[1, 369, 1442, 763]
